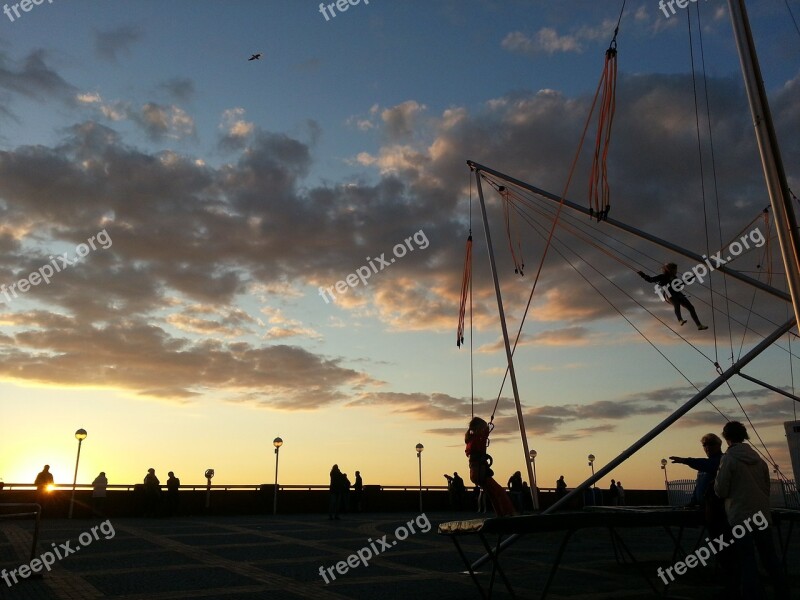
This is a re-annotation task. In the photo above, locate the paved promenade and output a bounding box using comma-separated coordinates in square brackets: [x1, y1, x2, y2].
[1, 512, 798, 599]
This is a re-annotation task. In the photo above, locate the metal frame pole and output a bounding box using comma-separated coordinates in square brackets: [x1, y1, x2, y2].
[472, 316, 795, 568]
[728, 0, 800, 327]
[466, 161, 790, 304]
[475, 169, 539, 510]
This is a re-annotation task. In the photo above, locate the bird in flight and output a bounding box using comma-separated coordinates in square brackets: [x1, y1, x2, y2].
[248, 53, 262, 61]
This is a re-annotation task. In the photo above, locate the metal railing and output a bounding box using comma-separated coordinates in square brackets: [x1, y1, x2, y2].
[666, 478, 799, 508]
[0, 503, 41, 561]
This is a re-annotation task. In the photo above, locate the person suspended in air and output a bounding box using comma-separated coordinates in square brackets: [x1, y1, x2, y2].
[638, 263, 708, 330]
[464, 417, 516, 517]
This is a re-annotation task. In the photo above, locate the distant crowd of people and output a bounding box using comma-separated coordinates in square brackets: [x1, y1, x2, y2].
[33, 465, 181, 517]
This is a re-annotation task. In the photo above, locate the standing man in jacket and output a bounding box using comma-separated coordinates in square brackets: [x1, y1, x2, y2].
[714, 421, 787, 599]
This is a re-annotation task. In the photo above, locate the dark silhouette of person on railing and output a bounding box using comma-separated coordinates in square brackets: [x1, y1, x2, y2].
[34, 465, 54, 515]
[353, 471, 363, 512]
[143, 468, 161, 517]
[341, 472, 351, 513]
[507, 471, 524, 513]
[329, 464, 344, 520]
[167, 471, 180, 516]
[92, 471, 108, 516]
[556, 475, 567, 500]
[464, 417, 516, 517]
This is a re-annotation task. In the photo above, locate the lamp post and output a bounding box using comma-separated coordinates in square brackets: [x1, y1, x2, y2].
[68, 429, 87, 519]
[415, 443, 424, 512]
[660, 458, 669, 488]
[273, 437, 283, 515]
[204, 469, 214, 509]
[528, 449, 540, 510]
[587, 453, 596, 505]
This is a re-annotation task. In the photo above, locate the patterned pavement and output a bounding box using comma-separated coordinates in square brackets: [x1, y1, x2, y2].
[1, 512, 798, 599]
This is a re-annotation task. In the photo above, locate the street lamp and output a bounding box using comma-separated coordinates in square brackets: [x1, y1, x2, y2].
[660, 458, 669, 488]
[528, 449, 540, 510]
[587, 453, 597, 504]
[68, 429, 87, 519]
[415, 443, 424, 512]
[273, 437, 283, 515]
[205, 469, 214, 509]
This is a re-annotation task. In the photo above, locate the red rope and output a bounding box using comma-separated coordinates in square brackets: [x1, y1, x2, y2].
[589, 46, 618, 221]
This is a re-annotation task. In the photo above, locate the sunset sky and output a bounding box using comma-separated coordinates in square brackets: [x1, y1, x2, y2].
[1, 1, 799, 492]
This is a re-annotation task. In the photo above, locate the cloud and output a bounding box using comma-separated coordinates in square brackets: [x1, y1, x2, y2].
[76, 93, 196, 140]
[0, 50, 77, 108]
[158, 78, 195, 102]
[219, 108, 255, 150]
[135, 102, 195, 141]
[0, 311, 369, 409]
[0, 56, 798, 419]
[508, 28, 581, 55]
[94, 25, 143, 62]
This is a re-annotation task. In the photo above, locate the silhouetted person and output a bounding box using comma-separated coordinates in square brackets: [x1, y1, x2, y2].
[616, 481, 625, 506]
[715, 421, 788, 598]
[143, 468, 161, 517]
[34, 465, 54, 514]
[451, 472, 465, 510]
[166, 471, 180, 516]
[507, 471, 524, 513]
[464, 417, 516, 516]
[445, 472, 466, 510]
[670, 433, 724, 506]
[638, 263, 708, 330]
[672, 433, 736, 596]
[521, 481, 533, 512]
[556, 476, 567, 500]
[341, 473, 351, 513]
[609, 479, 619, 506]
[444, 474, 455, 507]
[92, 472, 108, 516]
[329, 464, 343, 520]
[353, 471, 363, 512]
